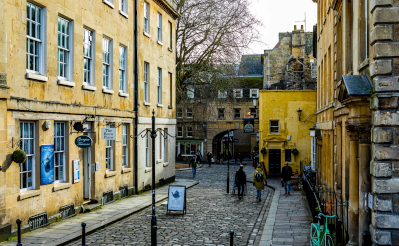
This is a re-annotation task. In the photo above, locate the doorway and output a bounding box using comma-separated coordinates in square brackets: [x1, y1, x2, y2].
[83, 124, 92, 200]
[269, 149, 281, 176]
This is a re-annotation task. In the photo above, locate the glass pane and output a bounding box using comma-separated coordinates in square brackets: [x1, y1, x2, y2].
[61, 137, 64, 150]
[55, 153, 59, 167]
[29, 139, 34, 154]
[60, 153, 64, 166]
[37, 7, 41, 24]
[35, 56, 39, 72]
[28, 172, 32, 187]
[22, 173, 27, 189]
[65, 21, 69, 34]
[27, 21, 30, 36]
[65, 36, 69, 49]
[36, 24, 41, 39]
[61, 35, 65, 48]
[27, 4, 31, 19]
[27, 157, 32, 171]
[31, 23, 36, 38]
[58, 18, 61, 32]
[83, 70, 87, 82]
[35, 41, 40, 56]
[55, 166, 59, 181]
[23, 123, 28, 138]
[60, 164, 64, 180]
[29, 123, 34, 137]
[271, 121, 278, 126]
[61, 124, 64, 136]
[31, 5, 36, 21]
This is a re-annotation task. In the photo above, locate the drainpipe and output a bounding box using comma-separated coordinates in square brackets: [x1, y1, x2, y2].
[134, 0, 139, 194]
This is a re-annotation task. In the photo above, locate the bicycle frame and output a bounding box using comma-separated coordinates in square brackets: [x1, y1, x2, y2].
[310, 213, 337, 246]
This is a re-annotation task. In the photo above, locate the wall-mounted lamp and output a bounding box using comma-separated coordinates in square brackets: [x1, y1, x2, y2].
[252, 97, 258, 109]
[297, 108, 302, 121]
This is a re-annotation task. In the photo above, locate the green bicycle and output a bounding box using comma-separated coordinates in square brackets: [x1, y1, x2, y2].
[310, 213, 337, 246]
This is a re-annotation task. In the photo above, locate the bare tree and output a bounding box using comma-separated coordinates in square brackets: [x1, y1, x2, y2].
[176, 0, 262, 100]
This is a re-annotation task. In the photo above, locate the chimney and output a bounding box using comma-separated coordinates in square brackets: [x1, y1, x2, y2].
[294, 25, 297, 30]
[301, 25, 304, 30]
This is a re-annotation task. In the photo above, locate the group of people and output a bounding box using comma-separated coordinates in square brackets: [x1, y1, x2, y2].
[235, 164, 266, 201]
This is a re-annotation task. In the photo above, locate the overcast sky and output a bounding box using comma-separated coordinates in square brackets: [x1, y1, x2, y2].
[248, 0, 317, 54]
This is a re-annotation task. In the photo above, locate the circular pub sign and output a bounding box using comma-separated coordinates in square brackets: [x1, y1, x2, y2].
[75, 135, 93, 148]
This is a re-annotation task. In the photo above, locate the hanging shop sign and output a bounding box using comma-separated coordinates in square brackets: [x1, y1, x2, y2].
[101, 128, 117, 140]
[40, 145, 54, 185]
[243, 118, 255, 133]
[75, 135, 93, 148]
[167, 186, 186, 214]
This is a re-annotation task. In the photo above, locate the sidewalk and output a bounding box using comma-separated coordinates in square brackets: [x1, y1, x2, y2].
[260, 178, 312, 246]
[1, 179, 198, 246]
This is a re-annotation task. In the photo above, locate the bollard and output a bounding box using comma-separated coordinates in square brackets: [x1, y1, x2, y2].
[151, 225, 157, 246]
[16, 219, 22, 246]
[230, 230, 234, 246]
[81, 222, 86, 246]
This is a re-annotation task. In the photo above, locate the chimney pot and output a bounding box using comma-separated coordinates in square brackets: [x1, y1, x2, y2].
[301, 25, 304, 30]
[294, 25, 297, 30]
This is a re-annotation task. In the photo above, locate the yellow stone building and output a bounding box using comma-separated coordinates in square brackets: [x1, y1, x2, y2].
[258, 90, 316, 176]
[0, 0, 178, 239]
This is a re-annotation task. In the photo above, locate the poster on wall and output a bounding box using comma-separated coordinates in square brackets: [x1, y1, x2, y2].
[73, 160, 80, 183]
[243, 119, 255, 133]
[167, 186, 186, 214]
[40, 145, 54, 185]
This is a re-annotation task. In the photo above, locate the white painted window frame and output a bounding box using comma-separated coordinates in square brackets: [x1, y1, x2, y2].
[20, 121, 35, 191]
[177, 126, 183, 137]
[105, 124, 114, 170]
[102, 37, 112, 89]
[157, 12, 162, 42]
[26, 2, 44, 74]
[122, 124, 128, 167]
[186, 108, 193, 119]
[119, 45, 127, 92]
[144, 62, 149, 103]
[233, 89, 243, 98]
[186, 126, 193, 138]
[144, 2, 150, 34]
[157, 67, 162, 104]
[270, 120, 279, 134]
[250, 89, 259, 98]
[54, 122, 66, 183]
[83, 28, 94, 85]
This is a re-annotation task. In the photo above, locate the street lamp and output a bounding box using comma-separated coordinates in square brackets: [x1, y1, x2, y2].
[226, 130, 231, 194]
[252, 97, 258, 168]
[253, 97, 258, 109]
[297, 108, 302, 121]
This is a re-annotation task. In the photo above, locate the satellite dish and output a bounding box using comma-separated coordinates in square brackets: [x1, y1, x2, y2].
[73, 122, 85, 132]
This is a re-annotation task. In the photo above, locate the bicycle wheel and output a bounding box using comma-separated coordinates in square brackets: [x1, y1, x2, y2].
[310, 223, 320, 246]
[322, 234, 334, 246]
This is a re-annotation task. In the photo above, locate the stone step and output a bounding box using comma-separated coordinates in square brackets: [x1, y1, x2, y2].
[82, 203, 102, 213]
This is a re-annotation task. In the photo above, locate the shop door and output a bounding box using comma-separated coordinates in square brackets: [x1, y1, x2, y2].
[269, 149, 281, 176]
[83, 124, 92, 200]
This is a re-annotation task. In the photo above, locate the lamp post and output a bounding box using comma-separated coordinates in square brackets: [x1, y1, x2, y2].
[226, 131, 230, 194]
[252, 97, 258, 168]
[150, 110, 157, 246]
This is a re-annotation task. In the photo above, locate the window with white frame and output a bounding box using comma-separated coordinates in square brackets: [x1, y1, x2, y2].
[250, 89, 259, 98]
[144, 62, 149, 102]
[233, 89, 243, 98]
[164, 128, 168, 162]
[157, 13, 162, 42]
[285, 149, 292, 163]
[83, 29, 93, 85]
[120, 0, 127, 14]
[26, 2, 43, 73]
[58, 17, 70, 79]
[145, 131, 150, 167]
[54, 122, 66, 183]
[177, 108, 183, 118]
[20, 122, 35, 191]
[186, 108, 192, 118]
[122, 124, 128, 167]
[103, 38, 112, 89]
[186, 126, 193, 137]
[144, 2, 150, 34]
[157, 68, 162, 104]
[270, 120, 279, 134]
[218, 90, 227, 98]
[105, 124, 114, 170]
[177, 126, 183, 137]
[119, 46, 126, 92]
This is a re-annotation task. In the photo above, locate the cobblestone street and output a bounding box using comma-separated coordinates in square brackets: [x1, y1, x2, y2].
[67, 163, 274, 246]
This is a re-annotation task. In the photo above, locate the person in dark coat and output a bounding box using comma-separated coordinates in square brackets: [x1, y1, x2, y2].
[207, 152, 212, 168]
[281, 162, 293, 195]
[189, 156, 197, 178]
[235, 165, 246, 200]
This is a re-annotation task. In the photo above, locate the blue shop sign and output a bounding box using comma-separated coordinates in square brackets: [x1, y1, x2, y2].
[75, 135, 93, 148]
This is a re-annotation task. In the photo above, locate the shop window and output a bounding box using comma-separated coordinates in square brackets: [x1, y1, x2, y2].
[20, 122, 35, 191]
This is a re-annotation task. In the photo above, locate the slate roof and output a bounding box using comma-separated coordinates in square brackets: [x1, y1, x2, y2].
[342, 75, 372, 96]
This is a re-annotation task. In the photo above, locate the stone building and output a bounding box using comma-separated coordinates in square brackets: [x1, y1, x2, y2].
[176, 55, 262, 160]
[261, 25, 317, 90]
[0, 0, 177, 240]
[314, 0, 399, 245]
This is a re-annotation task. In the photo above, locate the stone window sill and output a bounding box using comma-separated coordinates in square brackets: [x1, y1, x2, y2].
[157, 104, 163, 107]
[119, 10, 128, 18]
[19, 189, 41, 201]
[105, 170, 117, 178]
[82, 84, 97, 91]
[122, 167, 133, 174]
[163, 162, 169, 167]
[119, 92, 129, 97]
[145, 167, 152, 173]
[157, 40, 163, 46]
[57, 79, 75, 87]
[26, 73, 48, 82]
[102, 88, 114, 94]
[156, 159, 163, 164]
[144, 102, 151, 106]
[144, 32, 151, 38]
[103, 0, 115, 8]
[53, 183, 72, 192]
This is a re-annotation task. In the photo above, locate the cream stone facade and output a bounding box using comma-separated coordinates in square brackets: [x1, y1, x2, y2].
[0, 0, 178, 240]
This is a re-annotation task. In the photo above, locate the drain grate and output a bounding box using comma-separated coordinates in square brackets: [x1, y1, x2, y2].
[120, 184, 128, 199]
[103, 190, 114, 204]
[60, 203, 75, 220]
[29, 212, 48, 230]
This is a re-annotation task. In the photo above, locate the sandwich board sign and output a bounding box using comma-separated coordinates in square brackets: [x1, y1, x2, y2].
[167, 186, 186, 214]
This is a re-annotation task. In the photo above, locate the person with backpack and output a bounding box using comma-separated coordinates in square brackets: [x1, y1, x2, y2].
[235, 165, 246, 200]
[253, 165, 266, 201]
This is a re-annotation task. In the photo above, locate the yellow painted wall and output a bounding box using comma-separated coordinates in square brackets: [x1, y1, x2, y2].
[258, 90, 316, 175]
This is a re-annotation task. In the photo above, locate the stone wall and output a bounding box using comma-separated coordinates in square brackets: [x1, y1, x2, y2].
[370, 1, 399, 244]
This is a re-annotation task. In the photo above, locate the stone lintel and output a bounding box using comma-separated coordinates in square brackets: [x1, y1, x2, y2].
[373, 43, 399, 58]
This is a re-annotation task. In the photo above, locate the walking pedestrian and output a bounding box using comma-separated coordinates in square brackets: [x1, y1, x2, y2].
[235, 165, 246, 200]
[238, 152, 243, 164]
[196, 150, 202, 164]
[234, 152, 238, 164]
[253, 165, 266, 201]
[207, 152, 212, 168]
[189, 156, 197, 178]
[281, 162, 293, 195]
